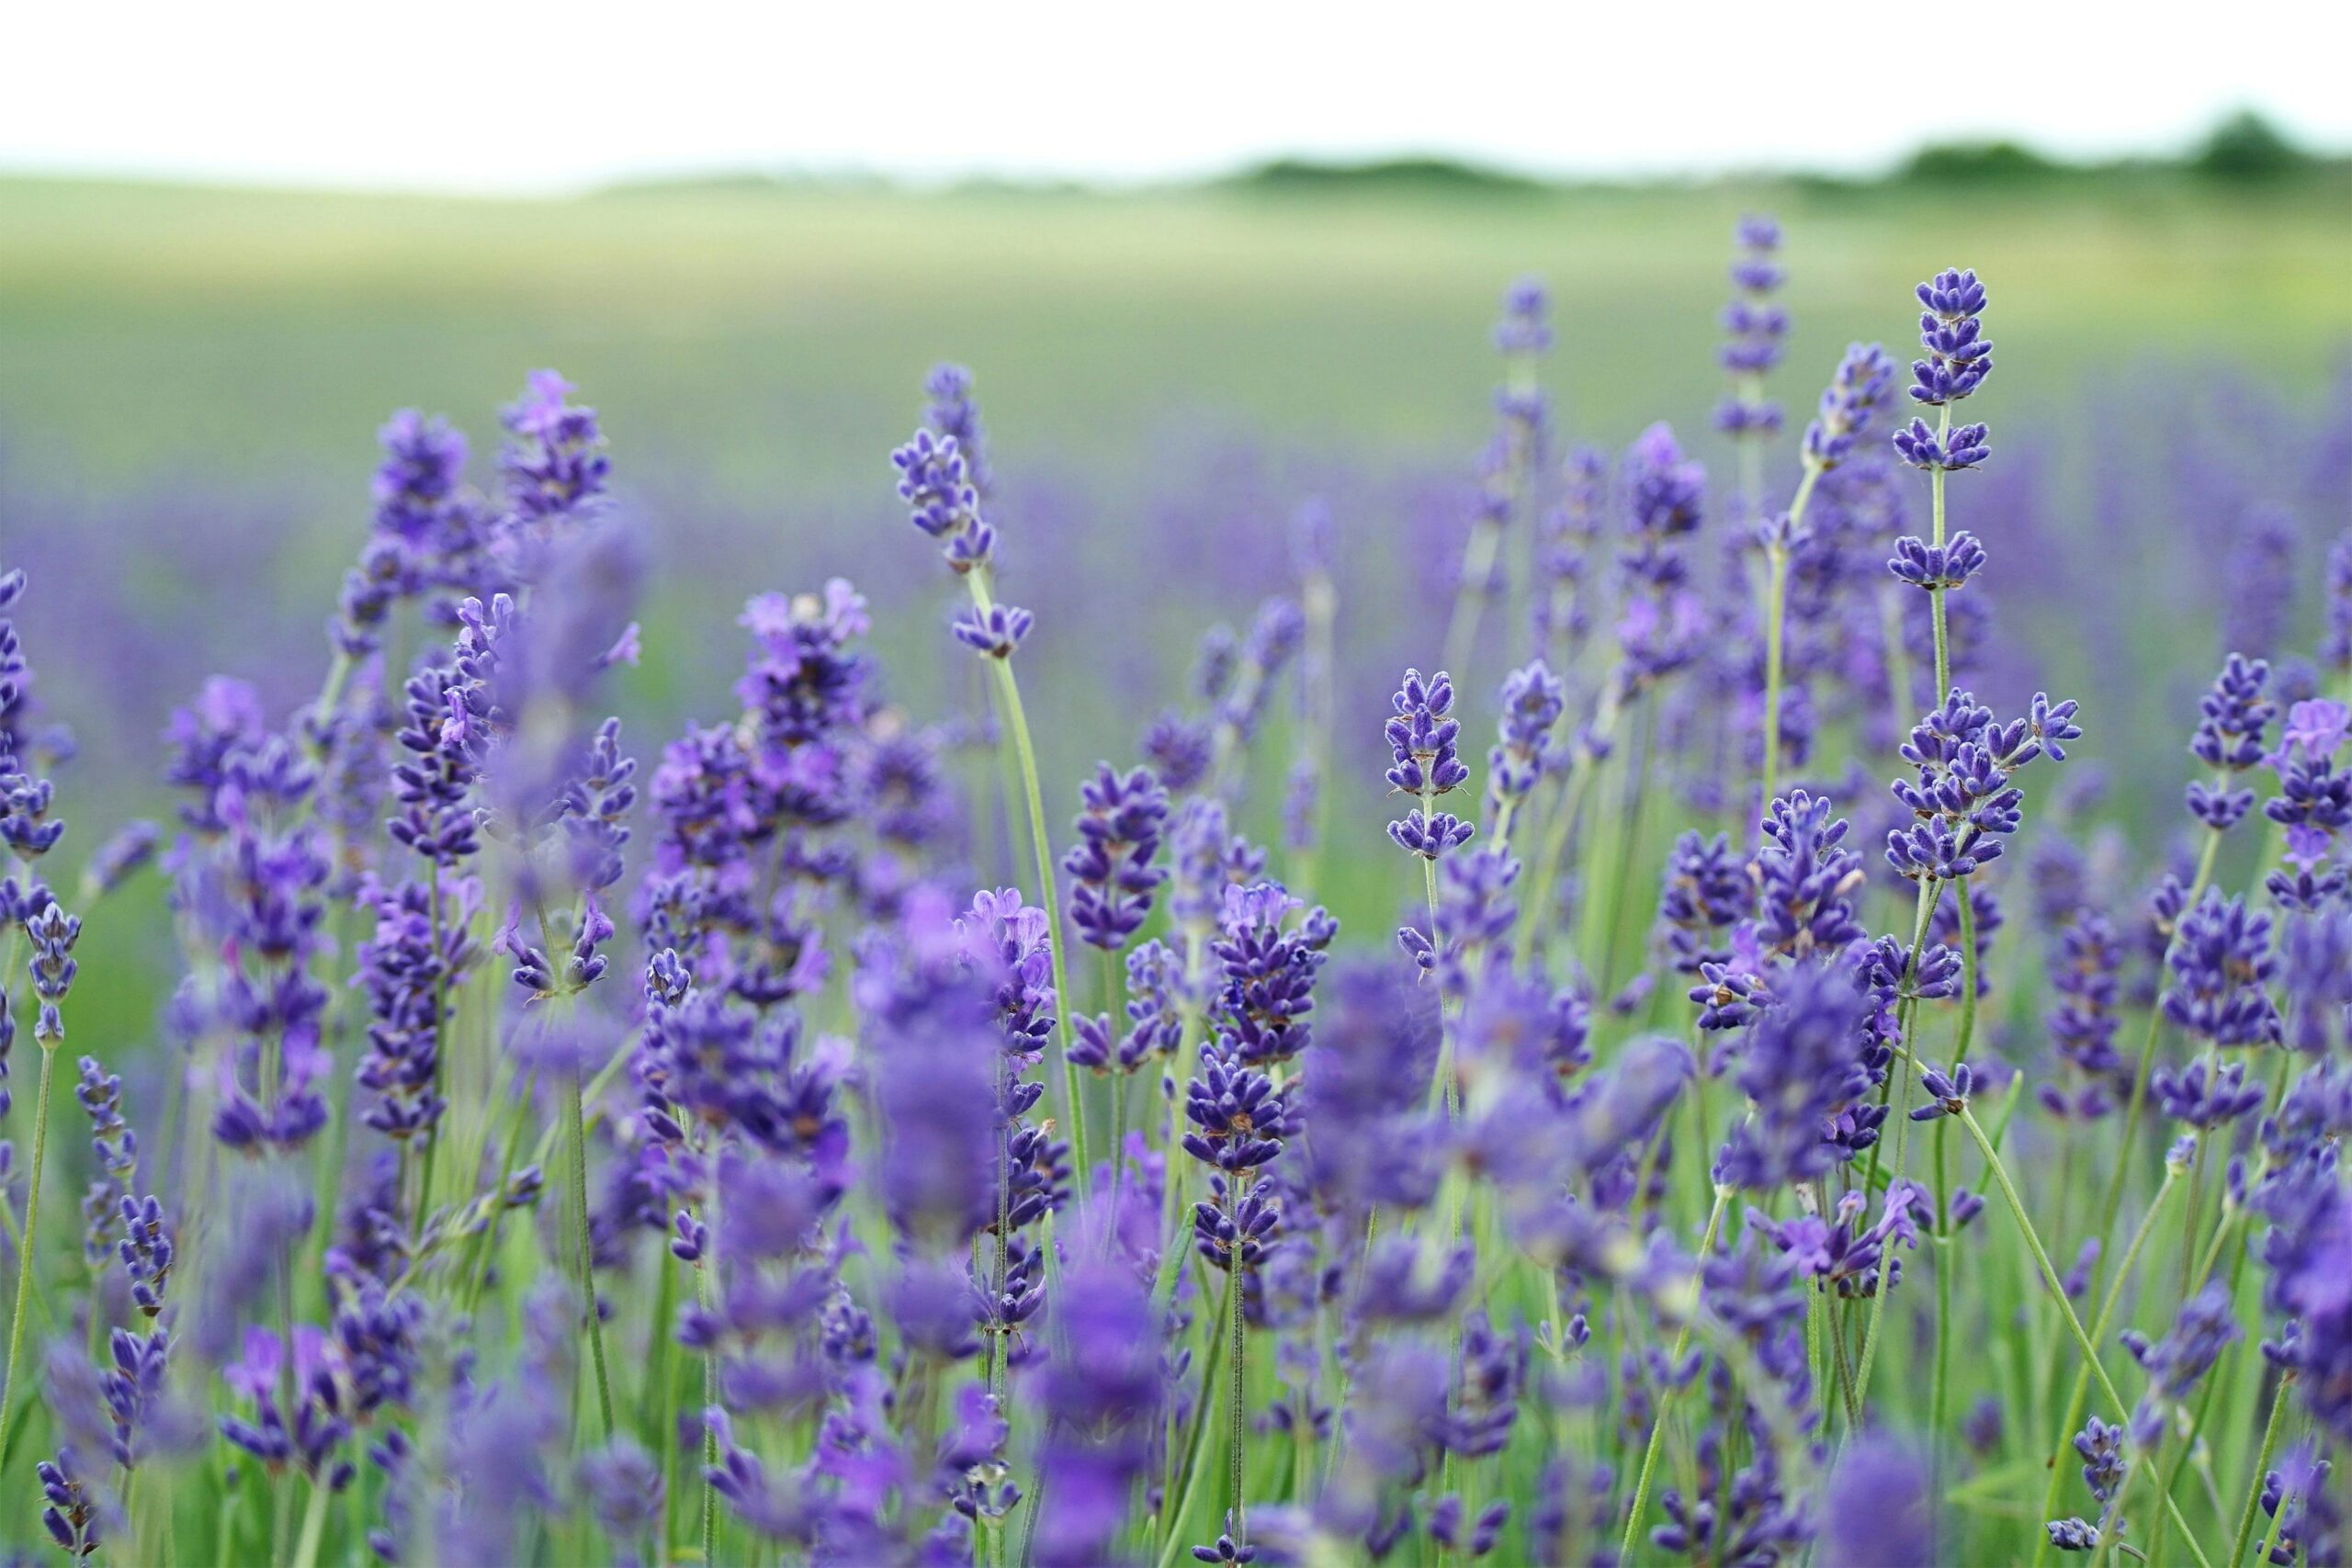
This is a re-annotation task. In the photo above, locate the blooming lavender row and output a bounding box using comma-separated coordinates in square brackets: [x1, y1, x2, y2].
[0, 227, 2344, 1568]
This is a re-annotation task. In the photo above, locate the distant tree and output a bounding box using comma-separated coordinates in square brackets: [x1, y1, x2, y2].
[1900, 139, 2067, 186]
[1229, 156, 1548, 196]
[2192, 110, 2310, 182]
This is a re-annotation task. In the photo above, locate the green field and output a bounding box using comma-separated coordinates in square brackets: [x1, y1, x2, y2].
[6, 171, 2350, 502]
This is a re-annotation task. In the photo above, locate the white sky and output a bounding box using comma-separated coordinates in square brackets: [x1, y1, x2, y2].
[7, 1, 2349, 193]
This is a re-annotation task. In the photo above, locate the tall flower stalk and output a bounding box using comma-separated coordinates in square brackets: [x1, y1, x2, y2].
[1442, 281, 1551, 678]
[0, 566, 75, 1468]
[894, 394, 1091, 1192]
[1893, 267, 1995, 700]
[1760, 343, 1894, 807]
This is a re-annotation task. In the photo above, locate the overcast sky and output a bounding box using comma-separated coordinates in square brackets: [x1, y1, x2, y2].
[8, 1, 2348, 194]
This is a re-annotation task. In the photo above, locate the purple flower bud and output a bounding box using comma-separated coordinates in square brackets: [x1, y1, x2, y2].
[1887, 530, 1988, 591]
[1907, 267, 1995, 406]
[951, 604, 1034, 660]
[1893, 416, 1992, 471]
[1804, 343, 1898, 468]
[1063, 763, 1170, 951]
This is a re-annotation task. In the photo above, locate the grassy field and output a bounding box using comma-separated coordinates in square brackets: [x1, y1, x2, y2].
[5, 172, 2351, 500]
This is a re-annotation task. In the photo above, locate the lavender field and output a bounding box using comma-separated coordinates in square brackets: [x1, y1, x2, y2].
[2, 172, 2351, 1568]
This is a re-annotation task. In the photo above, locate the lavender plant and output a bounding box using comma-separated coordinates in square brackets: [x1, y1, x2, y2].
[0, 227, 2344, 1568]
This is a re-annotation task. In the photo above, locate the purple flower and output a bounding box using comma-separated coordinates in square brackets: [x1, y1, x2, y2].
[1182, 1046, 1291, 1172]
[499, 370, 609, 526]
[1907, 1060, 1973, 1122]
[1621, 423, 1706, 582]
[1714, 959, 1875, 1190]
[2256, 1441, 2342, 1566]
[2222, 506, 2298, 662]
[1385, 667, 1469, 801]
[2188, 654, 2276, 829]
[2152, 1055, 2266, 1129]
[1062, 763, 1170, 951]
[2324, 532, 2352, 675]
[2120, 1279, 2241, 1404]
[1493, 276, 1553, 357]
[1803, 344, 1898, 469]
[2161, 890, 2282, 1049]
[1034, 1241, 1162, 1566]
[922, 363, 994, 500]
[2047, 1415, 2126, 1550]
[1753, 790, 1870, 961]
[1884, 688, 2080, 884]
[891, 428, 994, 574]
[1389, 808, 1475, 862]
[1656, 830, 1746, 975]
[1818, 1433, 1933, 1567]
[2278, 698, 2350, 763]
[75, 1055, 135, 1263]
[1887, 530, 1987, 592]
[1715, 215, 1788, 435]
[353, 872, 481, 1146]
[2042, 910, 2126, 1121]
[578, 1436, 664, 1559]
[0, 568, 66, 863]
[1532, 446, 1607, 655]
[27, 900, 80, 1046]
[1486, 660, 1565, 825]
[1906, 267, 1995, 406]
[1295, 961, 1442, 1214]
[1208, 881, 1332, 1067]
[951, 603, 1033, 660]
[1893, 416, 1992, 472]
[38, 1450, 101, 1558]
[1141, 709, 1214, 794]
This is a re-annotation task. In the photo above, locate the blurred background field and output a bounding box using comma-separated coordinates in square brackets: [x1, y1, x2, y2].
[6, 160, 2352, 984]
[8, 163, 2352, 754]
[10, 167, 2352, 485]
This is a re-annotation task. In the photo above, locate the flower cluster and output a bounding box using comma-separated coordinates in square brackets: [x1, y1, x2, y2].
[11, 223, 2352, 1568]
[1715, 215, 1788, 437]
[1894, 267, 1994, 471]
[1884, 689, 2081, 884]
[1385, 667, 1474, 860]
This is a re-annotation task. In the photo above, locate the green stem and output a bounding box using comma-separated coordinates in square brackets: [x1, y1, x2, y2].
[1155, 1274, 1234, 1568]
[649, 1248, 684, 1546]
[2229, 1344, 2295, 1563]
[566, 1068, 616, 1441]
[1760, 542, 1792, 813]
[1442, 522, 1504, 682]
[981, 649, 1089, 1197]
[1848, 880, 1941, 1423]
[1952, 1101, 2211, 1568]
[2248, 1410, 2304, 1568]
[1616, 1187, 1728, 1564]
[990, 1045, 1012, 1400]
[1594, 705, 1657, 995]
[2030, 1167, 2183, 1568]
[1227, 1178, 1250, 1543]
[1758, 464, 1821, 812]
[413, 873, 450, 1240]
[698, 1203, 720, 1567]
[2095, 822, 2222, 1251]
[1929, 404, 1952, 699]
[1419, 778, 1453, 1117]
[290, 1472, 334, 1568]
[1930, 886, 1983, 1479]
[1879, 585, 1918, 747]
[0, 1042, 57, 1468]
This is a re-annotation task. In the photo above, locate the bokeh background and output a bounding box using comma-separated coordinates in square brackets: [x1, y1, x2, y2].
[6, 8, 2352, 1043]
